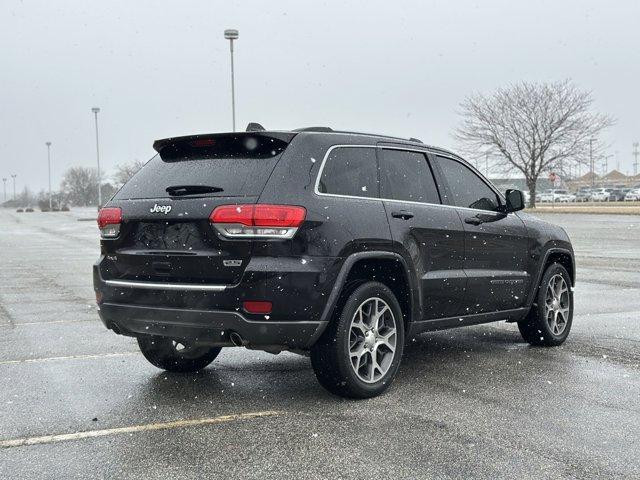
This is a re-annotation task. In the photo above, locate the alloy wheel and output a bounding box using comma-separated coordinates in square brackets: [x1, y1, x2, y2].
[348, 297, 397, 383]
[544, 274, 570, 335]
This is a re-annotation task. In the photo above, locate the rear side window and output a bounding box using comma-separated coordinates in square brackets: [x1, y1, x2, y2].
[115, 135, 288, 200]
[435, 156, 501, 211]
[317, 147, 379, 198]
[380, 149, 440, 204]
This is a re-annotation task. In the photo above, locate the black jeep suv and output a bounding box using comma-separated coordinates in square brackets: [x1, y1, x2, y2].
[94, 127, 575, 398]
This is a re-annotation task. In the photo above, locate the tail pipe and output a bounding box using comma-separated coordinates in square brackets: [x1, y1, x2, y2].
[229, 331, 246, 347]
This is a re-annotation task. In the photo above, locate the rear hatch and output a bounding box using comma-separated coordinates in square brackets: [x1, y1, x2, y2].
[100, 132, 295, 286]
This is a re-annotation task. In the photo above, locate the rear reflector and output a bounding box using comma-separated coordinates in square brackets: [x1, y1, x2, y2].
[210, 204, 306, 239]
[97, 207, 122, 238]
[242, 301, 272, 314]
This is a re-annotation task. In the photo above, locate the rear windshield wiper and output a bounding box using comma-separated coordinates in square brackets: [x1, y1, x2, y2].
[166, 185, 224, 196]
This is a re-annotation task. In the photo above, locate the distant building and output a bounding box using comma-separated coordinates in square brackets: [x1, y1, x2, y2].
[567, 170, 640, 190]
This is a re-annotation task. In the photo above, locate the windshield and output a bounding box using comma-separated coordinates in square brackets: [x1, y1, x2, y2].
[114, 154, 281, 200]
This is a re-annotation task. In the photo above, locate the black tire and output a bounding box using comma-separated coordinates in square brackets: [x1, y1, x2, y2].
[311, 281, 405, 399]
[518, 263, 573, 346]
[137, 336, 222, 372]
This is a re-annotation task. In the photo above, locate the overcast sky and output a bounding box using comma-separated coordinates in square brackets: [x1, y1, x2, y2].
[1, 0, 639, 193]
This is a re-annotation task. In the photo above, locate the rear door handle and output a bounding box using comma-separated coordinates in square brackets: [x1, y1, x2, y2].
[464, 216, 483, 226]
[391, 210, 414, 220]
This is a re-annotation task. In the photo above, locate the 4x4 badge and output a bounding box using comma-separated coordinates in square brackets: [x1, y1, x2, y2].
[223, 260, 242, 267]
[150, 204, 172, 214]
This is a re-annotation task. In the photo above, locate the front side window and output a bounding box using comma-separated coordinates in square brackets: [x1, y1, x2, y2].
[317, 147, 379, 198]
[435, 156, 500, 211]
[379, 149, 440, 204]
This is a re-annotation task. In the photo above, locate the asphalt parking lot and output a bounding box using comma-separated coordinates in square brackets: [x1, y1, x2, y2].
[0, 209, 638, 479]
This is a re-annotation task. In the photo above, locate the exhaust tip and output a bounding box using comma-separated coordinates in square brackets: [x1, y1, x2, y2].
[229, 332, 245, 347]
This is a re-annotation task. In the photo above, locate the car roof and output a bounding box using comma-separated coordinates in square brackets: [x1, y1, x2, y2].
[292, 127, 463, 157]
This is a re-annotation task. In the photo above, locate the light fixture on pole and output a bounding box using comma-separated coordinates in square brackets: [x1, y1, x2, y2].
[224, 29, 239, 132]
[91, 107, 102, 207]
[45, 142, 52, 210]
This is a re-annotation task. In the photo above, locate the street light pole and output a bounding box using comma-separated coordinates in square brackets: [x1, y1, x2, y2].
[589, 138, 595, 189]
[2, 178, 6, 202]
[224, 29, 239, 132]
[603, 154, 613, 174]
[46, 142, 52, 210]
[10, 174, 17, 201]
[91, 107, 102, 207]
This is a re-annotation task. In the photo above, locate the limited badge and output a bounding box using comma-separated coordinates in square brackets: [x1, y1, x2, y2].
[223, 260, 242, 267]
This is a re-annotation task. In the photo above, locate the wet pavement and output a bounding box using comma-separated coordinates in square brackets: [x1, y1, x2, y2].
[0, 209, 638, 479]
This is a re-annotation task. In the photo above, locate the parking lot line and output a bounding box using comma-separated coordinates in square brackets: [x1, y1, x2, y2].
[1, 318, 93, 327]
[0, 411, 282, 449]
[0, 352, 138, 366]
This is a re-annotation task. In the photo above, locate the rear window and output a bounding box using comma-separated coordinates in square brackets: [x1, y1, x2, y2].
[115, 135, 289, 200]
[317, 146, 379, 198]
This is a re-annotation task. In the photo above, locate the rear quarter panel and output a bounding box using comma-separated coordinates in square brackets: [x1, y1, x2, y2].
[258, 133, 393, 259]
[257, 133, 394, 321]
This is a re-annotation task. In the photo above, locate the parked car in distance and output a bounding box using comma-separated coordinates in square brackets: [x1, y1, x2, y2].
[537, 190, 554, 202]
[608, 189, 625, 201]
[537, 189, 571, 203]
[94, 127, 576, 399]
[557, 192, 577, 203]
[574, 189, 592, 202]
[591, 188, 619, 202]
[624, 189, 640, 201]
[590, 188, 607, 201]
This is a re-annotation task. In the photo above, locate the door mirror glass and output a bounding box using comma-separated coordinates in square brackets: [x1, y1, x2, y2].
[505, 189, 525, 212]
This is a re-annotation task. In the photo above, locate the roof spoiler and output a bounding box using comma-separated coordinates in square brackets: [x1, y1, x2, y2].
[152, 131, 297, 154]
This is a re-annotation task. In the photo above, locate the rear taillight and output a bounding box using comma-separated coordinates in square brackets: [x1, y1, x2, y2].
[97, 207, 122, 239]
[210, 204, 306, 239]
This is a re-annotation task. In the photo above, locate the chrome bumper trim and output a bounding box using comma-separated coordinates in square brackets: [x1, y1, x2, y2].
[104, 279, 227, 292]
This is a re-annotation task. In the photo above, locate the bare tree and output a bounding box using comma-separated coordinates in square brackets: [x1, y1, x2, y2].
[113, 159, 145, 187]
[454, 80, 614, 207]
[61, 166, 100, 206]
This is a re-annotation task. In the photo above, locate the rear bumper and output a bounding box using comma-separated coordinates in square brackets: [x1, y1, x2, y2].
[98, 302, 326, 349]
[93, 255, 339, 349]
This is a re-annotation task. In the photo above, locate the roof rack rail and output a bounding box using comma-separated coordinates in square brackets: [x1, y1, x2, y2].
[328, 129, 425, 144]
[292, 128, 441, 150]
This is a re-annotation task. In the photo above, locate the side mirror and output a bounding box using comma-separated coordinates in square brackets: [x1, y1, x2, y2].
[505, 189, 525, 212]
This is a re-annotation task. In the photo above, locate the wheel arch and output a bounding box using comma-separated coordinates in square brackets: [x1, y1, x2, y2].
[544, 249, 575, 287]
[317, 251, 419, 333]
[525, 247, 575, 309]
